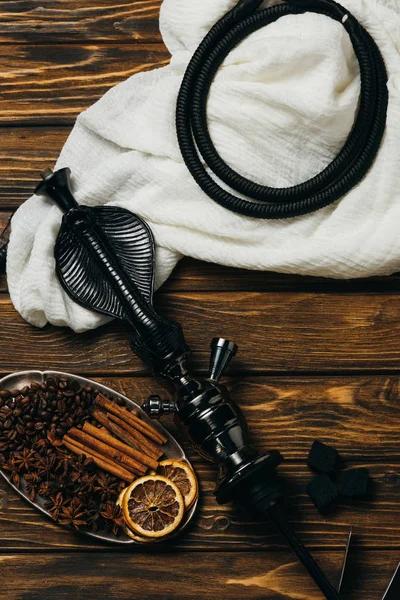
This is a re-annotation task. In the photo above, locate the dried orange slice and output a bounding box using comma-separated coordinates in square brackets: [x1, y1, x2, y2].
[158, 459, 198, 509]
[116, 488, 152, 543]
[122, 475, 185, 538]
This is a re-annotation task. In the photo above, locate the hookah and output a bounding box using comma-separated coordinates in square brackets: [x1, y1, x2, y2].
[33, 165, 343, 600]
[0, 1, 390, 599]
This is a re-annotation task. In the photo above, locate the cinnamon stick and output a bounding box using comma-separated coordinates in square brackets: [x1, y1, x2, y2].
[93, 409, 162, 461]
[106, 412, 163, 460]
[63, 437, 134, 483]
[68, 427, 147, 476]
[95, 394, 167, 445]
[83, 422, 158, 471]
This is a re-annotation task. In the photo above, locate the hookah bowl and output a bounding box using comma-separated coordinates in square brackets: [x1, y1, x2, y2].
[143, 338, 284, 513]
[33, 167, 340, 600]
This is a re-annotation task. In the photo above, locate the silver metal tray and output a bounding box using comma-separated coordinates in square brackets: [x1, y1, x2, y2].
[0, 370, 197, 544]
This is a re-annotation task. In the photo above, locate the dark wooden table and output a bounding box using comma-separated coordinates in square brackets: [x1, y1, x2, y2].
[0, 2, 398, 599]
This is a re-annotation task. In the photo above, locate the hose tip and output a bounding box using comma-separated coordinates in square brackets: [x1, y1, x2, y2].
[41, 168, 53, 181]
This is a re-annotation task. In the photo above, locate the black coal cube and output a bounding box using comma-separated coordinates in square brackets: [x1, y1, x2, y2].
[307, 473, 339, 512]
[307, 440, 340, 474]
[338, 468, 370, 498]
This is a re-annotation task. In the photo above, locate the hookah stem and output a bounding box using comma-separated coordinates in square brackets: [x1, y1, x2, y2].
[268, 504, 341, 600]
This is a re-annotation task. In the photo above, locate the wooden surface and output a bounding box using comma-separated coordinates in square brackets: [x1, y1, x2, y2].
[0, 1, 398, 599]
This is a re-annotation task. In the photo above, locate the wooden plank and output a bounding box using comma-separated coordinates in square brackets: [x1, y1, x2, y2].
[0, 129, 69, 209]
[165, 258, 400, 294]
[99, 375, 400, 461]
[0, 460, 398, 551]
[0, 1, 163, 44]
[0, 44, 169, 125]
[0, 550, 398, 600]
[2, 291, 400, 373]
[0, 375, 399, 550]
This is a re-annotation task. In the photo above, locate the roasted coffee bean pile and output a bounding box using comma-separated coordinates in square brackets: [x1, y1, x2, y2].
[0, 377, 127, 535]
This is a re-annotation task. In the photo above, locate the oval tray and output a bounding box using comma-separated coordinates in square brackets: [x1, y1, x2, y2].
[0, 370, 197, 545]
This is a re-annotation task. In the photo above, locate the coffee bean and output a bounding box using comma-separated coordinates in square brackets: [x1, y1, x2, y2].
[22, 414, 32, 423]
[12, 408, 22, 418]
[16, 424, 25, 436]
[38, 411, 51, 422]
[34, 422, 44, 431]
[20, 397, 31, 407]
[20, 386, 30, 396]
[30, 382, 40, 391]
[57, 400, 66, 414]
[55, 427, 65, 437]
[3, 420, 12, 430]
[39, 398, 48, 410]
[0, 390, 10, 399]
[26, 422, 34, 431]
[51, 415, 59, 423]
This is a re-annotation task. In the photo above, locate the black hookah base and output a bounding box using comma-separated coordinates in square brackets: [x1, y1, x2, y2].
[215, 450, 284, 511]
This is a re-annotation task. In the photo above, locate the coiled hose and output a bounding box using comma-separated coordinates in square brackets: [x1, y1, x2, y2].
[176, 0, 388, 219]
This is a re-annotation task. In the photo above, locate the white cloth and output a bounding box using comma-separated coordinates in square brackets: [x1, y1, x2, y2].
[7, 0, 400, 333]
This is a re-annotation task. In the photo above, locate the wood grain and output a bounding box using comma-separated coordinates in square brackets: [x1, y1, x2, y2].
[0, 459, 397, 551]
[0, 1, 163, 44]
[2, 292, 400, 373]
[0, 550, 398, 600]
[0, 375, 398, 551]
[95, 375, 400, 461]
[0, 3, 398, 598]
[0, 44, 169, 125]
[0, 129, 69, 209]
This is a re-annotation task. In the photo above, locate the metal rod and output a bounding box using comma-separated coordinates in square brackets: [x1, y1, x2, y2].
[268, 504, 341, 600]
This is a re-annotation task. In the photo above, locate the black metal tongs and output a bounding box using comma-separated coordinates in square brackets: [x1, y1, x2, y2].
[31, 166, 342, 600]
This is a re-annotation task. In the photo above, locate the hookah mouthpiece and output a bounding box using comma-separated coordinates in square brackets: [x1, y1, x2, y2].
[36, 168, 187, 371]
[34, 168, 341, 600]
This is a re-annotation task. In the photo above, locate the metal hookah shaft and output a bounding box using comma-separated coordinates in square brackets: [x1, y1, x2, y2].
[268, 505, 341, 600]
[35, 168, 340, 600]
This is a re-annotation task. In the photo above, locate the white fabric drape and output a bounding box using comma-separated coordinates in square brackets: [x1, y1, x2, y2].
[7, 0, 400, 332]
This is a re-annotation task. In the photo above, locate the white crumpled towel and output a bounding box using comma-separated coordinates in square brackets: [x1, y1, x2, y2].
[7, 0, 400, 333]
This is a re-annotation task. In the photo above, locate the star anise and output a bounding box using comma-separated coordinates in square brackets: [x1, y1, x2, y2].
[58, 498, 87, 530]
[95, 472, 120, 501]
[45, 491, 66, 520]
[37, 454, 57, 479]
[75, 473, 97, 495]
[85, 508, 101, 533]
[25, 471, 41, 486]
[38, 481, 52, 497]
[13, 449, 36, 473]
[4, 457, 20, 487]
[100, 502, 124, 536]
[25, 481, 36, 502]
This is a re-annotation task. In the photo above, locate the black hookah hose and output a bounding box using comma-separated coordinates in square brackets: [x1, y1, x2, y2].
[176, 0, 388, 219]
